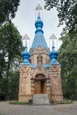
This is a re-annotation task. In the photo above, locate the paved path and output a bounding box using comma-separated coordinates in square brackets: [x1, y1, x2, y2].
[0, 102, 77, 115]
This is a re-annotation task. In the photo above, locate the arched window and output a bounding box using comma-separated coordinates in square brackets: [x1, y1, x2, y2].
[37, 54, 43, 64]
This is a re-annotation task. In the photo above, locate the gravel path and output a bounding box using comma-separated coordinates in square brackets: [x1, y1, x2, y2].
[0, 102, 77, 115]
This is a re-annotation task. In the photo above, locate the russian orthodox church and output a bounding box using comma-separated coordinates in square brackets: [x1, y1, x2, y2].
[18, 5, 63, 103]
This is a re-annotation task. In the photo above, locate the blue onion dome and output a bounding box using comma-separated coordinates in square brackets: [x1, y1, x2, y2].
[35, 16, 43, 33]
[21, 46, 30, 64]
[49, 46, 59, 65]
[49, 46, 58, 60]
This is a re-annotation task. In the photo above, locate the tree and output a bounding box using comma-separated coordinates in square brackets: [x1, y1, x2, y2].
[0, 0, 20, 24]
[8, 71, 19, 100]
[44, 0, 77, 100]
[58, 32, 77, 100]
[44, 0, 77, 32]
[0, 0, 21, 100]
[0, 22, 22, 100]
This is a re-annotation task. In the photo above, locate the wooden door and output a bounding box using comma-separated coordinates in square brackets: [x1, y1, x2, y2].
[35, 81, 41, 94]
[41, 80, 46, 94]
[35, 80, 46, 94]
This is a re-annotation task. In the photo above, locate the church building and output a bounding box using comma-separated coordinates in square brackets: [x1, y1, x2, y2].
[18, 5, 63, 104]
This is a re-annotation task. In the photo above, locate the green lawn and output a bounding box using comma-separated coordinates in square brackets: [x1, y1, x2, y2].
[0, 114, 3, 115]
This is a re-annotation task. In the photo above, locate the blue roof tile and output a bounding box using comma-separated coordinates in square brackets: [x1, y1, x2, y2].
[31, 16, 48, 49]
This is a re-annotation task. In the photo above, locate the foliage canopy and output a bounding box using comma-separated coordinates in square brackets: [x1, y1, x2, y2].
[44, 0, 77, 32]
[0, 0, 20, 24]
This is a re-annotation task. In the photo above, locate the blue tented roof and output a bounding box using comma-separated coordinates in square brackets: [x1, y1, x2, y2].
[31, 31, 48, 49]
[31, 16, 48, 49]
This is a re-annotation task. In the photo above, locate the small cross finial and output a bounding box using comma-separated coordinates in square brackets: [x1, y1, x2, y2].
[49, 34, 57, 47]
[35, 4, 43, 17]
[22, 34, 30, 47]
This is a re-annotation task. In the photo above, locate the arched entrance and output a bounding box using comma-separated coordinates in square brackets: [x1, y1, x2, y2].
[34, 74, 46, 94]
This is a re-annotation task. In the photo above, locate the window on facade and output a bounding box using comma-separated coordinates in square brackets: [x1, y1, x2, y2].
[37, 54, 43, 64]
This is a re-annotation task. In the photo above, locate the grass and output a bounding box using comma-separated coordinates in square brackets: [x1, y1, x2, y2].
[0, 114, 5, 115]
[9, 99, 73, 105]
[51, 99, 73, 104]
[61, 99, 73, 104]
[9, 100, 32, 105]
[9, 101, 29, 105]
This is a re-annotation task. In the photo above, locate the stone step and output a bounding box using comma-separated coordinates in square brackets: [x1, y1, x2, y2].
[32, 94, 50, 105]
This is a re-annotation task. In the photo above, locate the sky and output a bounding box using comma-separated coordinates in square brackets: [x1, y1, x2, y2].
[12, 0, 63, 50]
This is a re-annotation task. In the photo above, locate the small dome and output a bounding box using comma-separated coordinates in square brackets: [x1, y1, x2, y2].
[21, 47, 30, 64]
[35, 16, 43, 29]
[22, 47, 30, 58]
[49, 47, 58, 59]
[49, 46, 60, 65]
[49, 46, 58, 60]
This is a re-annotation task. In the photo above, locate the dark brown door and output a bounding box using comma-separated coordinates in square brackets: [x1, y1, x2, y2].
[35, 81, 41, 94]
[35, 80, 46, 94]
[41, 80, 46, 94]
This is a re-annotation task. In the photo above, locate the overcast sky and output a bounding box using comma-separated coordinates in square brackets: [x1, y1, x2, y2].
[12, 0, 63, 49]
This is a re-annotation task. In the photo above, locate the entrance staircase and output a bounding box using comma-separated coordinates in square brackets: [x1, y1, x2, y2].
[32, 94, 50, 105]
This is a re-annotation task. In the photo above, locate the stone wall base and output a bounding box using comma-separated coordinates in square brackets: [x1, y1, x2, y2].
[51, 94, 63, 103]
[19, 95, 32, 102]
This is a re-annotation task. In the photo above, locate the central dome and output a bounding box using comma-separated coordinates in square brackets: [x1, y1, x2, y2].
[35, 16, 43, 29]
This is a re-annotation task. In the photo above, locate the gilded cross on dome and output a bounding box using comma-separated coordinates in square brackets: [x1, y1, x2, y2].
[49, 34, 57, 47]
[22, 34, 30, 47]
[35, 4, 43, 17]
